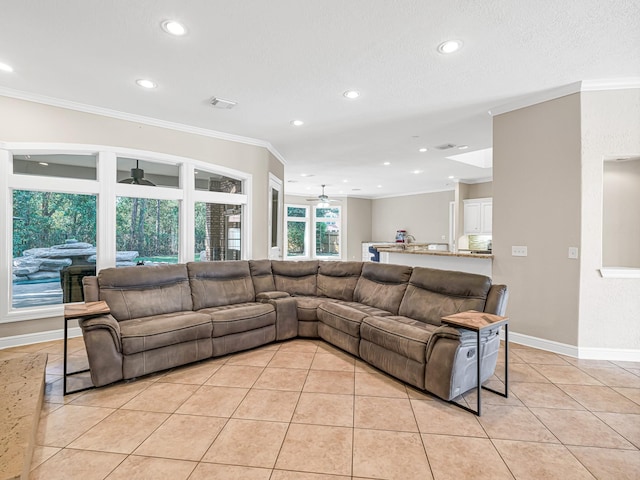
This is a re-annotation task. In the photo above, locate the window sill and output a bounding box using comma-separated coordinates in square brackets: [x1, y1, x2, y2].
[599, 267, 640, 279]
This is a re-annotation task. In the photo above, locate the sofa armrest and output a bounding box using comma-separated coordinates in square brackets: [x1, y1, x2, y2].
[484, 284, 509, 316]
[80, 314, 122, 351]
[79, 314, 124, 387]
[256, 294, 297, 341]
[256, 291, 291, 300]
[82, 276, 100, 302]
[425, 325, 460, 363]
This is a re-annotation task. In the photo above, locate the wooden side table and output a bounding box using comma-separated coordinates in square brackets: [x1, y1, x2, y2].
[441, 310, 509, 416]
[63, 301, 110, 395]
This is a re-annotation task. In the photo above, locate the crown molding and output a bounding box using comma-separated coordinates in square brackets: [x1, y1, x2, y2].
[489, 78, 640, 117]
[0, 87, 287, 165]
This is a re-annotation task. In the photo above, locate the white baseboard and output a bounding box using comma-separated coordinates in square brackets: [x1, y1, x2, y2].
[502, 330, 640, 361]
[0, 327, 82, 350]
[577, 347, 640, 362]
[504, 331, 579, 357]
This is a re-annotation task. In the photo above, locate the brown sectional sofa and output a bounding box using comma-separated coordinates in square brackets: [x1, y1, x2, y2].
[80, 260, 508, 401]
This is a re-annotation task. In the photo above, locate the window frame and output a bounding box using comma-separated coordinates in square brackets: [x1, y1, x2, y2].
[1, 142, 252, 323]
[284, 204, 311, 259]
[284, 203, 343, 261]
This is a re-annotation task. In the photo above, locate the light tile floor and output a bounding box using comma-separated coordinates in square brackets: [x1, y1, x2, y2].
[2, 337, 639, 479]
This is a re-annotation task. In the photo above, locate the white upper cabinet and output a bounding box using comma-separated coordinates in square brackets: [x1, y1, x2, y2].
[464, 198, 492, 235]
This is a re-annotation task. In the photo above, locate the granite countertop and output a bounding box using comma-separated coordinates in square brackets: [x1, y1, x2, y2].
[375, 246, 493, 259]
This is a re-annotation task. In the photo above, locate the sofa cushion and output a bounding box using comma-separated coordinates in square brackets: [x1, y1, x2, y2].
[361, 316, 437, 363]
[187, 261, 256, 310]
[317, 301, 388, 337]
[98, 264, 193, 321]
[293, 296, 325, 321]
[399, 267, 492, 326]
[249, 259, 276, 293]
[272, 260, 319, 296]
[120, 311, 212, 355]
[317, 261, 363, 301]
[198, 302, 276, 338]
[353, 263, 412, 315]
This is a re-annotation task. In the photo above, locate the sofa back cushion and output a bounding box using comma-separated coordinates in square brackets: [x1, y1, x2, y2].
[354, 263, 412, 314]
[399, 267, 492, 326]
[271, 260, 319, 296]
[187, 261, 255, 310]
[317, 261, 363, 301]
[249, 260, 276, 293]
[98, 264, 192, 321]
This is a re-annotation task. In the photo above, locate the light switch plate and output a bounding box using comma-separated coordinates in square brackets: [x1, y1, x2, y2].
[512, 246, 528, 257]
[568, 247, 579, 259]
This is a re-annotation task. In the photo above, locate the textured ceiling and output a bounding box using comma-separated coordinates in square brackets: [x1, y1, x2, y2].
[0, 0, 639, 198]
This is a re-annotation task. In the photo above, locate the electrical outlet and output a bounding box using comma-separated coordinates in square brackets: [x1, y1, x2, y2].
[512, 246, 528, 257]
[568, 247, 579, 259]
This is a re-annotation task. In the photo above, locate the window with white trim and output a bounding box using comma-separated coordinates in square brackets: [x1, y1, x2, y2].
[1, 145, 251, 322]
[285, 205, 310, 258]
[284, 204, 342, 260]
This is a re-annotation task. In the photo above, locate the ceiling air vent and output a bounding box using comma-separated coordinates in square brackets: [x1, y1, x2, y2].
[210, 97, 238, 109]
[434, 143, 457, 150]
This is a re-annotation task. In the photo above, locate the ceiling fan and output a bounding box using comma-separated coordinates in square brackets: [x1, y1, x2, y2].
[118, 160, 156, 186]
[306, 184, 341, 207]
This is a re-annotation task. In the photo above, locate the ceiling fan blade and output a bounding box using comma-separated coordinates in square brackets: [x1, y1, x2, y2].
[305, 198, 319, 202]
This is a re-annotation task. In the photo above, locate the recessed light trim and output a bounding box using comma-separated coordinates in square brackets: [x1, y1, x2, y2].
[0, 62, 13, 72]
[38, 162, 49, 166]
[290, 120, 304, 127]
[162, 20, 186, 36]
[343, 90, 360, 99]
[383, 162, 391, 166]
[419, 148, 428, 153]
[300, 173, 314, 177]
[437, 40, 462, 54]
[136, 79, 157, 89]
[377, 185, 382, 188]
[457, 145, 469, 150]
[448, 175, 455, 179]
[413, 170, 423, 174]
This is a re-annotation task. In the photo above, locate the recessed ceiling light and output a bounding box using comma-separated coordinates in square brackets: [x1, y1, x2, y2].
[383, 162, 391, 166]
[448, 175, 455, 179]
[437, 40, 462, 54]
[413, 170, 422, 174]
[377, 185, 382, 188]
[419, 148, 428, 153]
[290, 120, 304, 126]
[38, 162, 48, 166]
[457, 145, 469, 150]
[0, 62, 14, 72]
[300, 173, 314, 177]
[136, 79, 157, 89]
[161, 20, 187, 36]
[342, 179, 348, 183]
[343, 90, 360, 99]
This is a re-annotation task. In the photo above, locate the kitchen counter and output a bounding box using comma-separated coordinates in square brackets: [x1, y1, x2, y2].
[376, 246, 493, 259]
[377, 247, 493, 277]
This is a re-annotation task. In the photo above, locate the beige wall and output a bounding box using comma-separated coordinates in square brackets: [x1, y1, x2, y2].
[493, 94, 582, 346]
[466, 181, 493, 199]
[371, 190, 454, 243]
[0, 96, 283, 340]
[345, 197, 372, 261]
[579, 88, 640, 351]
[602, 159, 640, 267]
